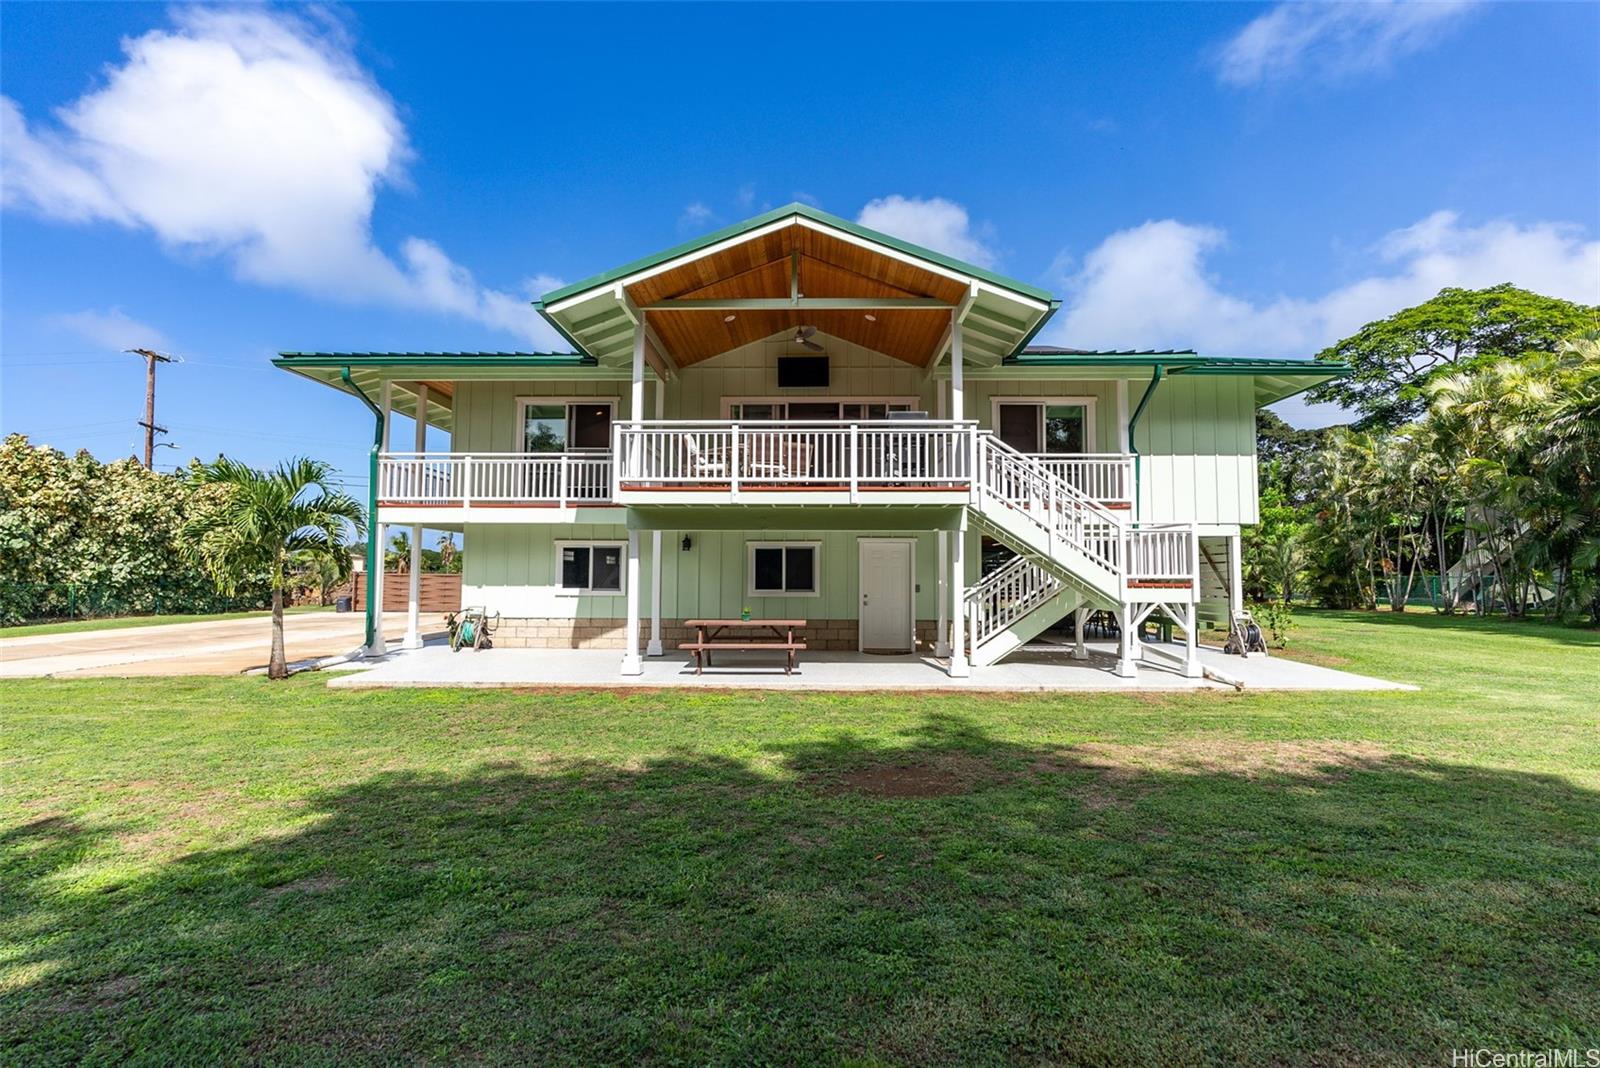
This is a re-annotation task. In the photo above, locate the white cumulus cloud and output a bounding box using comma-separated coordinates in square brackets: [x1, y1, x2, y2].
[1, 8, 561, 347]
[857, 195, 999, 269]
[1215, 0, 1476, 87]
[1050, 211, 1600, 357]
[50, 307, 171, 351]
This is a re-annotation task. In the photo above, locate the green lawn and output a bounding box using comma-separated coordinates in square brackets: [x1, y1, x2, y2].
[0, 605, 333, 639]
[3, 612, 1596, 1065]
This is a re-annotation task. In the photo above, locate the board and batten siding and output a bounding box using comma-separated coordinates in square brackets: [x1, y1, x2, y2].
[462, 523, 943, 621]
[1131, 373, 1259, 526]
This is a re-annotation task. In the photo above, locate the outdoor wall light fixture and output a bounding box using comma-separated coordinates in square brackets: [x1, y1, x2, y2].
[681, 535, 693, 551]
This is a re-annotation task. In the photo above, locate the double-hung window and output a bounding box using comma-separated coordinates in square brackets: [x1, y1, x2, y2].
[557, 542, 624, 594]
[747, 542, 820, 597]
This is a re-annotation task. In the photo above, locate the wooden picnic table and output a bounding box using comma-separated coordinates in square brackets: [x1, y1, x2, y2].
[680, 618, 807, 674]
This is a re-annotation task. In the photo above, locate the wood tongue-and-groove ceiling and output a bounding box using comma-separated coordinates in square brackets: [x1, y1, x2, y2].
[625, 222, 966, 367]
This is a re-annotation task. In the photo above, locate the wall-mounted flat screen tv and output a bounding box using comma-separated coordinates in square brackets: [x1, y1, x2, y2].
[777, 356, 829, 388]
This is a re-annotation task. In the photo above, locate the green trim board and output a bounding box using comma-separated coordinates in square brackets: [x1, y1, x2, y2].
[537, 203, 1055, 307]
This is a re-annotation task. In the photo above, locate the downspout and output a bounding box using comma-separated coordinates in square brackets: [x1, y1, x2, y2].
[341, 366, 384, 653]
[1126, 364, 1165, 519]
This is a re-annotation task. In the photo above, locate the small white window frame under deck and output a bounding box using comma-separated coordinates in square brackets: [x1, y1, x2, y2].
[554, 540, 627, 597]
[746, 541, 822, 598]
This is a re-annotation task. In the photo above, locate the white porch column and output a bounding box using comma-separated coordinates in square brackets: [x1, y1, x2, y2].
[404, 385, 429, 649]
[1181, 604, 1202, 679]
[1073, 603, 1088, 661]
[935, 531, 951, 657]
[622, 528, 643, 675]
[366, 380, 393, 656]
[1228, 532, 1244, 617]
[1113, 603, 1138, 678]
[948, 525, 970, 677]
[949, 311, 964, 422]
[648, 378, 664, 656]
[631, 327, 646, 422]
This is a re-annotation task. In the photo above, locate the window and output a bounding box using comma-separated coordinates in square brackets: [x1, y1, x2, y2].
[747, 542, 820, 596]
[723, 397, 916, 420]
[557, 542, 624, 594]
[518, 399, 615, 452]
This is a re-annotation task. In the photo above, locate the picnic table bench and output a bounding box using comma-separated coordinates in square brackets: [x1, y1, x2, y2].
[680, 619, 806, 674]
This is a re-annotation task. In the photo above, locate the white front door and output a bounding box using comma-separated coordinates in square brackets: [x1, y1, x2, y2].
[859, 539, 914, 653]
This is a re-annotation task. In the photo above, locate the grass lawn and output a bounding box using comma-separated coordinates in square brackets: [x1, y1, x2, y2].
[2, 611, 1596, 1065]
[1, 605, 333, 639]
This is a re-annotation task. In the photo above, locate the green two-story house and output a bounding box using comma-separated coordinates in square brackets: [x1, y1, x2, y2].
[276, 204, 1345, 680]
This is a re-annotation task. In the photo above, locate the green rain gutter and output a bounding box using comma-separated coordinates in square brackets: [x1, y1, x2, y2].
[1126, 364, 1168, 517]
[340, 366, 384, 654]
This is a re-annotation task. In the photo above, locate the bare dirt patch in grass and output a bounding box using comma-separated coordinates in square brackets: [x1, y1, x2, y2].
[822, 753, 1007, 798]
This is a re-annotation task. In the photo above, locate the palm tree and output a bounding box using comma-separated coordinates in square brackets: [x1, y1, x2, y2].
[388, 530, 411, 573]
[182, 457, 365, 679]
[436, 532, 457, 572]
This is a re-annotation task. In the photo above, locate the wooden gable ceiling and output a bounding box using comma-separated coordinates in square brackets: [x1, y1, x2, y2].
[624, 221, 966, 367]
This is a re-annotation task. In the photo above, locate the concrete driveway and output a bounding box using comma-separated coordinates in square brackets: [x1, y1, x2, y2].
[0, 611, 447, 678]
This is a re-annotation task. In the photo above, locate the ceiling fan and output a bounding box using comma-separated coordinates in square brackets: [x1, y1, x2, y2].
[792, 325, 824, 352]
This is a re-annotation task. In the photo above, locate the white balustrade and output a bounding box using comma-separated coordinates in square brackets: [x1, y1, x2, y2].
[964, 554, 1064, 651]
[378, 452, 612, 504]
[613, 421, 974, 493]
[1027, 454, 1134, 507]
[1125, 523, 1195, 581]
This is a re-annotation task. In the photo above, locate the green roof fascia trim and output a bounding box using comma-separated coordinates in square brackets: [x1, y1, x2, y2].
[537, 202, 1056, 307]
[1003, 300, 1061, 359]
[1004, 353, 1352, 375]
[273, 352, 594, 368]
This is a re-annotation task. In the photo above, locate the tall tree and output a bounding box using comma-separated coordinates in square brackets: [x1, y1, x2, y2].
[1308, 284, 1596, 429]
[182, 457, 364, 679]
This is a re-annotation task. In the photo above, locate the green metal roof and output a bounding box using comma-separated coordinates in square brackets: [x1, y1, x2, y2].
[536, 202, 1057, 308]
[1007, 351, 1348, 374]
[274, 351, 592, 366]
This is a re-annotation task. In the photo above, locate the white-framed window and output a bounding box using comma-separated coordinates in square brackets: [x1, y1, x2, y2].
[722, 396, 918, 421]
[555, 541, 625, 595]
[990, 397, 1097, 454]
[746, 541, 821, 597]
[517, 397, 617, 453]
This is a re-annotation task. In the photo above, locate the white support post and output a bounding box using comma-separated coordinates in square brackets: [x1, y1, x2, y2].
[936, 531, 951, 657]
[949, 311, 964, 423]
[366, 381, 393, 657]
[404, 385, 428, 650]
[1073, 602, 1088, 661]
[1228, 532, 1244, 617]
[648, 379, 664, 657]
[622, 529, 642, 675]
[1180, 603, 1202, 679]
[948, 525, 970, 677]
[1113, 603, 1138, 678]
[631, 327, 646, 423]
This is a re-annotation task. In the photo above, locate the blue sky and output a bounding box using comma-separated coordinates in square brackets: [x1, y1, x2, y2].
[3, 1, 1597, 500]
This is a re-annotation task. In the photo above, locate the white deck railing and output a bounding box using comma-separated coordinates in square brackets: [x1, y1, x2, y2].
[965, 554, 1065, 651]
[1027, 454, 1134, 508]
[378, 452, 613, 504]
[612, 420, 976, 493]
[1125, 523, 1197, 583]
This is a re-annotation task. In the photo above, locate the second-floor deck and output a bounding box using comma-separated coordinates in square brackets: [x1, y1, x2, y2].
[377, 420, 1135, 510]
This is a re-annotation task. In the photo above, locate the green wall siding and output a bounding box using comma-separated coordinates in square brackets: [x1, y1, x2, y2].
[1132, 373, 1258, 525]
[464, 523, 947, 620]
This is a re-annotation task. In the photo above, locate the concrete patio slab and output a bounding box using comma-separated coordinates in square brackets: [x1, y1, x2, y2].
[327, 637, 1414, 692]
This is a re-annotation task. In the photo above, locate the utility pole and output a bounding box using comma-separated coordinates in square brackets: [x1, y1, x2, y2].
[125, 348, 172, 468]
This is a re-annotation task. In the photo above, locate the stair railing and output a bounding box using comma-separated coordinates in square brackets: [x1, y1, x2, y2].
[963, 553, 1065, 652]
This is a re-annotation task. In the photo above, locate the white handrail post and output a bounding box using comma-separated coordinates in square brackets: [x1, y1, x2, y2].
[730, 423, 741, 501]
[559, 451, 570, 516]
[462, 455, 473, 512]
[848, 423, 859, 503]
